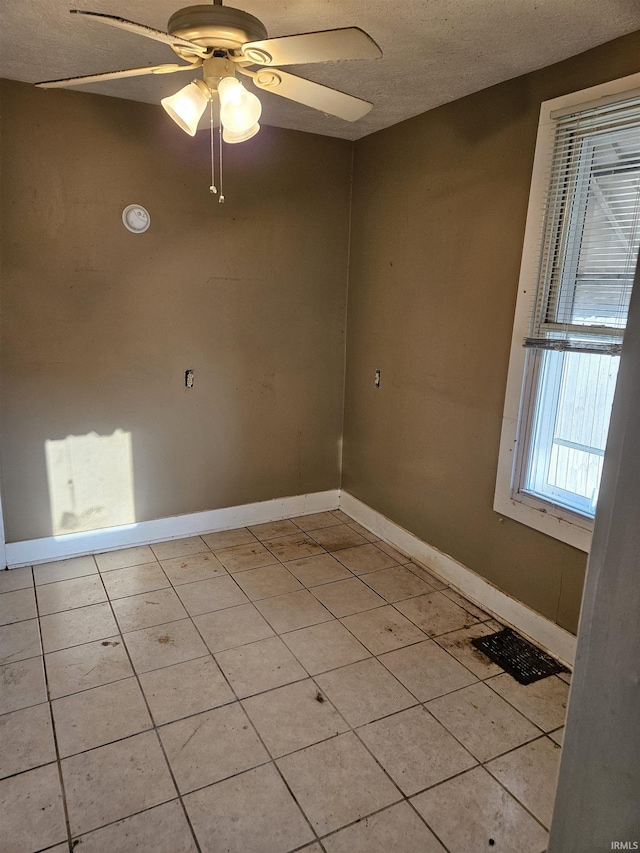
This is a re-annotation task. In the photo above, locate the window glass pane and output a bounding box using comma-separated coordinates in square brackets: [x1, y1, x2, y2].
[524, 349, 619, 516]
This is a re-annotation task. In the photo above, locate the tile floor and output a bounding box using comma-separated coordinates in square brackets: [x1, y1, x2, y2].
[0, 510, 569, 853]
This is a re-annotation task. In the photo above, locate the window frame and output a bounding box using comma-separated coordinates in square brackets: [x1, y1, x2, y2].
[495, 71, 640, 553]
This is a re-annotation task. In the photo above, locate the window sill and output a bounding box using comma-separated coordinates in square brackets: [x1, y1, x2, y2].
[493, 490, 592, 552]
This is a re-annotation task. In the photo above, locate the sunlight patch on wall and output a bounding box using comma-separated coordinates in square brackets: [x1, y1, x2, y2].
[45, 430, 135, 535]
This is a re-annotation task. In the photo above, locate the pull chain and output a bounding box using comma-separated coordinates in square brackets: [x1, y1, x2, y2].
[218, 104, 225, 203]
[209, 99, 217, 195]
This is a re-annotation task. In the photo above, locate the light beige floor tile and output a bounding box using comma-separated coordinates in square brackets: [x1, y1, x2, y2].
[358, 705, 476, 795]
[549, 727, 564, 746]
[95, 545, 155, 572]
[323, 800, 446, 853]
[310, 525, 368, 551]
[255, 589, 333, 633]
[0, 588, 37, 626]
[36, 575, 107, 616]
[294, 511, 343, 531]
[0, 618, 41, 665]
[124, 619, 209, 673]
[45, 635, 132, 699]
[0, 657, 47, 714]
[335, 543, 401, 575]
[215, 636, 307, 698]
[263, 533, 326, 562]
[75, 800, 197, 853]
[347, 521, 380, 542]
[194, 603, 274, 652]
[216, 542, 279, 572]
[0, 704, 56, 779]
[487, 737, 561, 828]
[0, 763, 67, 853]
[281, 620, 370, 675]
[411, 766, 549, 853]
[311, 577, 385, 617]
[249, 519, 300, 540]
[442, 588, 491, 620]
[379, 639, 477, 701]
[376, 541, 409, 563]
[52, 677, 152, 757]
[427, 681, 540, 762]
[330, 510, 353, 523]
[284, 553, 352, 587]
[0, 567, 33, 593]
[101, 562, 170, 600]
[277, 731, 400, 835]
[233, 564, 303, 601]
[150, 536, 207, 561]
[175, 575, 248, 616]
[201, 527, 257, 551]
[62, 731, 176, 836]
[362, 565, 435, 602]
[315, 657, 416, 727]
[243, 679, 348, 757]
[185, 763, 314, 853]
[407, 563, 449, 590]
[40, 602, 118, 653]
[341, 605, 427, 655]
[434, 620, 505, 679]
[160, 551, 227, 585]
[112, 586, 188, 632]
[558, 670, 572, 684]
[487, 673, 569, 731]
[159, 703, 269, 793]
[396, 590, 477, 636]
[34, 555, 98, 586]
[139, 656, 234, 725]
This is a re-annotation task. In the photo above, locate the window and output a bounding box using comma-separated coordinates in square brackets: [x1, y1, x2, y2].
[495, 74, 640, 551]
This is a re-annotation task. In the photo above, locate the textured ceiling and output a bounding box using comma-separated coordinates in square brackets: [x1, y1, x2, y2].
[3, 1, 640, 140]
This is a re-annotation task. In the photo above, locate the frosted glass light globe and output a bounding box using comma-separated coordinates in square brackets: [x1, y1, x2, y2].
[218, 76, 262, 135]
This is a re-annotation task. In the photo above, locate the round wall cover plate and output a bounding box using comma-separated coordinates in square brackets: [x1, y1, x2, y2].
[122, 204, 150, 233]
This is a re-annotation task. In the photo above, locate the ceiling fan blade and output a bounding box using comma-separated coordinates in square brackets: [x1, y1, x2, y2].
[35, 62, 201, 89]
[251, 68, 372, 121]
[70, 9, 210, 57]
[240, 27, 382, 66]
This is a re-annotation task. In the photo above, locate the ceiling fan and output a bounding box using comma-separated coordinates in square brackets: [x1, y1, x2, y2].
[35, 2, 382, 128]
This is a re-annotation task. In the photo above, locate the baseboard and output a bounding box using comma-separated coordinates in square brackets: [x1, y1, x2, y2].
[339, 491, 576, 668]
[5, 489, 339, 569]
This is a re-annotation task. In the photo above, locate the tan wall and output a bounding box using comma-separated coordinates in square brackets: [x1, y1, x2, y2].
[343, 31, 640, 634]
[0, 80, 352, 542]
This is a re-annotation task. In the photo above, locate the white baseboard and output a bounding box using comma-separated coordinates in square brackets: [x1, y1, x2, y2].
[5, 489, 339, 569]
[339, 491, 576, 667]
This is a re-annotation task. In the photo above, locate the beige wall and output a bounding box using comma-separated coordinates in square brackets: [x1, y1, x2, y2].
[0, 80, 352, 542]
[343, 31, 640, 634]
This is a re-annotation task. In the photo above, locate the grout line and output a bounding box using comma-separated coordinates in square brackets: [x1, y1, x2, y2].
[92, 569, 204, 853]
[33, 565, 74, 853]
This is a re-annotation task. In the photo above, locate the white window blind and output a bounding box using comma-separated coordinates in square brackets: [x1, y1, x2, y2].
[525, 94, 640, 354]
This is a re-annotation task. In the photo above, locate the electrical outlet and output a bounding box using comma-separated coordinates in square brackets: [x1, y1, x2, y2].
[374, 369, 381, 388]
[185, 369, 194, 388]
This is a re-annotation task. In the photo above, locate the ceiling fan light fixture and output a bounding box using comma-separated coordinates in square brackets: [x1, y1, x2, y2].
[218, 76, 262, 135]
[222, 122, 260, 144]
[161, 78, 210, 136]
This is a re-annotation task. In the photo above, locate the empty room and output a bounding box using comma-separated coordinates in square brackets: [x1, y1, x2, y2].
[1, 1, 639, 851]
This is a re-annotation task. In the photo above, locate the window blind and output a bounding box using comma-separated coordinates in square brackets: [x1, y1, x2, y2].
[525, 94, 640, 354]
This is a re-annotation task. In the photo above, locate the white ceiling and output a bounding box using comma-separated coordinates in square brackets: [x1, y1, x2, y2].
[3, 1, 640, 140]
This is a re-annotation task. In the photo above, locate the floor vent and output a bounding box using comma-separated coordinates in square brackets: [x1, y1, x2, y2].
[472, 627, 569, 684]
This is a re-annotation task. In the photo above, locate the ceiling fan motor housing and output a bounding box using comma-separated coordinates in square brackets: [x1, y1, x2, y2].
[168, 4, 268, 58]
